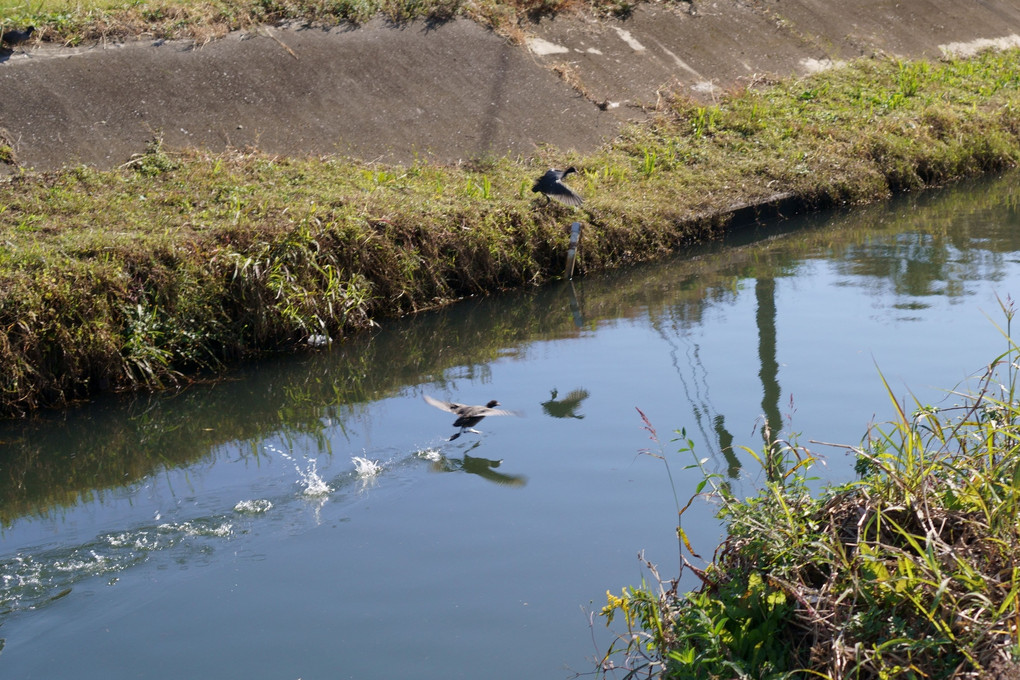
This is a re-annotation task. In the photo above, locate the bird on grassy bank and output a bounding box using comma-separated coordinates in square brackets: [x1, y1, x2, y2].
[2, 26, 35, 49]
[424, 395, 520, 441]
[532, 167, 583, 206]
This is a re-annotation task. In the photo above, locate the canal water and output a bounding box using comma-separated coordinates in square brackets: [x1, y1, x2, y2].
[3, 171, 1020, 678]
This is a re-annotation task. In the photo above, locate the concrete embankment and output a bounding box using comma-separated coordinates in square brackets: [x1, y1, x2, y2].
[1, 0, 1019, 171]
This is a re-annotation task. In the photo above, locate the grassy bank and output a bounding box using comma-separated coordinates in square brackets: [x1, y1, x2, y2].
[0, 0, 645, 45]
[600, 316, 1020, 678]
[5, 169, 1014, 525]
[3, 48, 1020, 415]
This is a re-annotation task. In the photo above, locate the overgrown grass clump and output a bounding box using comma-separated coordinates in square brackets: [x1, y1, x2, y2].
[601, 308, 1020, 678]
[3, 48, 1020, 415]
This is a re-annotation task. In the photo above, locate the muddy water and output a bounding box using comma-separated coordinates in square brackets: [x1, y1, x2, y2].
[3, 171, 1020, 678]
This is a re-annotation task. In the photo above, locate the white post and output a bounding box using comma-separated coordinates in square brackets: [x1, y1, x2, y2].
[565, 221, 581, 280]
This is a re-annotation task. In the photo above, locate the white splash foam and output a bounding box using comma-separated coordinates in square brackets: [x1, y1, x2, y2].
[158, 521, 233, 538]
[234, 499, 273, 514]
[106, 530, 160, 551]
[271, 444, 334, 498]
[2, 518, 239, 615]
[416, 448, 443, 462]
[298, 459, 332, 497]
[54, 552, 109, 573]
[352, 456, 382, 477]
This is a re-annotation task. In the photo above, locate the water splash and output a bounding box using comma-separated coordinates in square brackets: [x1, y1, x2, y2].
[270, 444, 333, 497]
[298, 459, 332, 497]
[352, 456, 382, 477]
[0, 519, 233, 615]
[159, 521, 233, 538]
[234, 499, 273, 514]
[1, 444, 467, 619]
[416, 448, 443, 462]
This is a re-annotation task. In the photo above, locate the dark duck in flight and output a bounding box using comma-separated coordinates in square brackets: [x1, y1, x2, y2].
[532, 167, 583, 206]
[424, 395, 520, 440]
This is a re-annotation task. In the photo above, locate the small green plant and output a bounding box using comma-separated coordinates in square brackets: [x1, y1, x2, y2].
[121, 301, 179, 385]
[690, 105, 718, 138]
[465, 174, 493, 199]
[124, 136, 178, 176]
[640, 149, 657, 177]
[897, 59, 931, 97]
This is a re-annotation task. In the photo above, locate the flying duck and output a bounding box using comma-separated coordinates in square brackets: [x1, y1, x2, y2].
[532, 167, 583, 206]
[424, 395, 520, 440]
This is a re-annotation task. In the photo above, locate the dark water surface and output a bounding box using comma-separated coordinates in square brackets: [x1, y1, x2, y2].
[3, 171, 1020, 678]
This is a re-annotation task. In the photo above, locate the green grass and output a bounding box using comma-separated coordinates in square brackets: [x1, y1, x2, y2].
[599, 304, 1020, 678]
[3, 48, 1020, 415]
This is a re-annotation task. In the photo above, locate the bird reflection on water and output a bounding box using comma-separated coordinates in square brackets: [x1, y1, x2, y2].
[540, 388, 590, 420]
[426, 442, 527, 487]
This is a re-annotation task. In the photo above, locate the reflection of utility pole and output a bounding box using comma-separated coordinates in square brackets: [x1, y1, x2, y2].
[713, 413, 739, 479]
[656, 321, 740, 478]
[756, 277, 783, 444]
[567, 280, 584, 328]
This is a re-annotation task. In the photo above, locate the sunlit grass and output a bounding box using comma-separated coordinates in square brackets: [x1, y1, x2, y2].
[3, 48, 1020, 414]
[1, 0, 129, 11]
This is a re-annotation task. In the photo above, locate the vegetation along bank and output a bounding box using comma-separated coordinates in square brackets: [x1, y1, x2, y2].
[599, 318, 1020, 679]
[4, 40, 1020, 416]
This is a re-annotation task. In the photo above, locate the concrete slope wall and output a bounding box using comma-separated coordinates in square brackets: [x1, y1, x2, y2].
[527, 0, 1020, 107]
[1, 0, 1019, 171]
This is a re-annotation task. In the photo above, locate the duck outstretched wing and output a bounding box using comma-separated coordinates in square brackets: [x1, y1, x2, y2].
[424, 394, 463, 414]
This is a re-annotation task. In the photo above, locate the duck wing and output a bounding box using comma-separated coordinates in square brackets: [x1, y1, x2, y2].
[424, 394, 465, 414]
[548, 185, 583, 206]
[425, 395, 520, 418]
[532, 170, 583, 206]
[470, 406, 521, 418]
[531, 169, 560, 192]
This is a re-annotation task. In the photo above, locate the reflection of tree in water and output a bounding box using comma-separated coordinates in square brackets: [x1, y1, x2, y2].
[820, 182, 1020, 302]
[427, 445, 527, 488]
[650, 274, 782, 481]
[654, 323, 742, 480]
[637, 176, 1020, 479]
[541, 388, 590, 420]
[651, 288, 743, 480]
